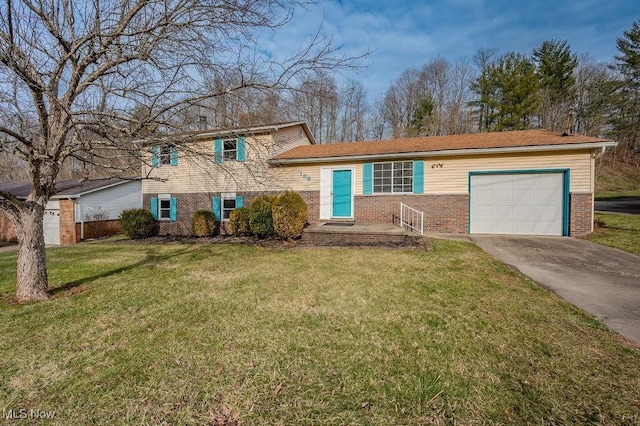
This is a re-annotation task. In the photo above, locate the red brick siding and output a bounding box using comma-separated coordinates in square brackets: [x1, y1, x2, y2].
[354, 194, 469, 234]
[0, 212, 17, 242]
[142, 190, 593, 237]
[570, 192, 593, 237]
[59, 199, 76, 246]
[144, 191, 319, 235]
[302, 230, 408, 245]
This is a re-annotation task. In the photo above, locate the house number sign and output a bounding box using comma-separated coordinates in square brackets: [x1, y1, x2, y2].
[299, 172, 312, 182]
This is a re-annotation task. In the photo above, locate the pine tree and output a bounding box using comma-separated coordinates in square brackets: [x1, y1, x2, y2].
[532, 40, 578, 131]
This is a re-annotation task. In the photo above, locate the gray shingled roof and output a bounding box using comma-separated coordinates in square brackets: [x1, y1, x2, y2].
[0, 178, 133, 199]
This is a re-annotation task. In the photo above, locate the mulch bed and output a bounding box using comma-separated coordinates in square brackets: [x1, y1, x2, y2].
[118, 234, 433, 251]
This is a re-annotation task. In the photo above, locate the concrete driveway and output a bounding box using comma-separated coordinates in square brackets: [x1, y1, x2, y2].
[0, 242, 18, 253]
[471, 235, 640, 346]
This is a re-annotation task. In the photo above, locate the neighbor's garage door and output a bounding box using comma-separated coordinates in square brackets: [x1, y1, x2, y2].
[43, 200, 60, 245]
[470, 173, 564, 236]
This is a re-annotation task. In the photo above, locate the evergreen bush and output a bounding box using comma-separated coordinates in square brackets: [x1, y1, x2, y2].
[119, 208, 156, 239]
[229, 206, 251, 235]
[272, 191, 308, 239]
[191, 210, 219, 237]
[248, 195, 276, 238]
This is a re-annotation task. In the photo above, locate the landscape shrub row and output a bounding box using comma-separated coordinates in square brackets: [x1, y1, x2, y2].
[119, 191, 307, 240]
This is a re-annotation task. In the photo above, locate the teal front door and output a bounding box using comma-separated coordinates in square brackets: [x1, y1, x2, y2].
[332, 169, 352, 218]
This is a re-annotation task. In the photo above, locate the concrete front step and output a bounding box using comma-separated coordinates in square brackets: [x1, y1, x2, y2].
[302, 222, 415, 246]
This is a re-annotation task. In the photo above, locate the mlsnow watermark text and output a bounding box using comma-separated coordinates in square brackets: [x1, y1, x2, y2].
[2, 408, 56, 420]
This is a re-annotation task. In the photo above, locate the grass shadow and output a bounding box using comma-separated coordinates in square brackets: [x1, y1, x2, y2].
[49, 246, 194, 297]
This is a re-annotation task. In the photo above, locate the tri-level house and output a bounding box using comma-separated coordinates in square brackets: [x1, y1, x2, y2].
[143, 121, 616, 237]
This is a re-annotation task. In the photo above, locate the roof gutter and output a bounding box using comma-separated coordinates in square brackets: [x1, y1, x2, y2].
[268, 141, 618, 165]
[138, 121, 316, 145]
[50, 179, 134, 199]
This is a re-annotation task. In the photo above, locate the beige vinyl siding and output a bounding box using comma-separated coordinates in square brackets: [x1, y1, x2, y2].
[271, 125, 314, 156]
[424, 150, 593, 194]
[143, 126, 314, 194]
[272, 163, 364, 194]
[143, 135, 275, 194]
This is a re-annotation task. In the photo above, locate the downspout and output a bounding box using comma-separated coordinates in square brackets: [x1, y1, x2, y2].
[77, 203, 84, 241]
[591, 146, 609, 234]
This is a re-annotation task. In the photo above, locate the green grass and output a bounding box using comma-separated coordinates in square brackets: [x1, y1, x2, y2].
[1, 240, 639, 424]
[585, 213, 640, 255]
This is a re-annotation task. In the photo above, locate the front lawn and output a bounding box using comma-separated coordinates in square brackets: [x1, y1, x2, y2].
[0, 241, 639, 424]
[585, 213, 640, 255]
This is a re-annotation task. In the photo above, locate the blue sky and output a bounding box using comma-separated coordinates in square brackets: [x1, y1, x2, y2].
[265, 0, 640, 98]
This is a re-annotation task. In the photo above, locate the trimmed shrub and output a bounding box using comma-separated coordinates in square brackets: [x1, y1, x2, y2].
[229, 206, 251, 235]
[248, 195, 276, 238]
[273, 191, 308, 239]
[119, 208, 156, 239]
[191, 210, 219, 237]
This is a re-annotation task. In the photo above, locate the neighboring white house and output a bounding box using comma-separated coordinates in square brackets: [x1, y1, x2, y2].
[0, 178, 142, 245]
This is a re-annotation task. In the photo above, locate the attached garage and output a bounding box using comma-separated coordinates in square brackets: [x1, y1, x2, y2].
[43, 200, 61, 245]
[0, 178, 141, 245]
[469, 170, 569, 236]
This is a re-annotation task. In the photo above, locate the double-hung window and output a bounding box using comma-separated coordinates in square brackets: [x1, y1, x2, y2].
[152, 144, 178, 167]
[151, 194, 177, 221]
[214, 137, 246, 163]
[159, 197, 171, 219]
[212, 193, 244, 222]
[221, 193, 236, 221]
[373, 161, 413, 193]
[159, 145, 171, 165]
[223, 140, 237, 161]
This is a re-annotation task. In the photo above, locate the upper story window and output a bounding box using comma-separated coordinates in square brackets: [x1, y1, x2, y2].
[223, 139, 237, 161]
[215, 136, 246, 163]
[152, 144, 178, 167]
[373, 161, 413, 193]
[159, 145, 171, 165]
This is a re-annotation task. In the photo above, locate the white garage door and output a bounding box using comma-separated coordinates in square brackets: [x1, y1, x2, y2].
[43, 201, 60, 245]
[470, 173, 564, 236]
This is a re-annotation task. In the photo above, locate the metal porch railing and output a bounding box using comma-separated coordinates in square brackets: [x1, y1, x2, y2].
[400, 202, 424, 236]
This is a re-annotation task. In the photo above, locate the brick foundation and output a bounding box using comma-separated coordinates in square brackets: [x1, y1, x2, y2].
[355, 194, 469, 234]
[142, 190, 596, 237]
[302, 230, 409, 245]
[143, 191, 321, 236]
[570, 192, 593, 237]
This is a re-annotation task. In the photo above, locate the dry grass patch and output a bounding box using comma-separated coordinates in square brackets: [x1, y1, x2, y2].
[0, 240, 639, 424]
[586, 213, 640, 255]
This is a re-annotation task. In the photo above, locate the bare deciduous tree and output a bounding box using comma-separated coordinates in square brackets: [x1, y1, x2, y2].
[0, 0, 363, 301]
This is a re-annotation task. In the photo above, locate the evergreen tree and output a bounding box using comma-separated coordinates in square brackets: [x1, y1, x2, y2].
[532, 40, 578, 131]
[610, 19, 640, 164]
[488, 52, 540, 131]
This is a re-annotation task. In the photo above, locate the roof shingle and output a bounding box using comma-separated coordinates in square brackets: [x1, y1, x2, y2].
[272, 130, 613, 162]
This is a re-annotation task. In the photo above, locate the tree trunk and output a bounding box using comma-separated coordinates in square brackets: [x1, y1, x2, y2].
[15, 205, 49, 302]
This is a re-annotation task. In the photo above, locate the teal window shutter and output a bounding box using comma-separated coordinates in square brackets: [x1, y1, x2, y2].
[237, 137, 246, 162]
[169, 197, 177, 221]
[214, 139, 223, 164]
[151, 197, 158, 220]
[363, 163, 373, 195]
[235, 196, 244, 208]
[170, 146, 178, 166]
[212, 196, 221, 221]
[413, 160, 424, 194]
[151, 145, 159, 167]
